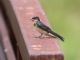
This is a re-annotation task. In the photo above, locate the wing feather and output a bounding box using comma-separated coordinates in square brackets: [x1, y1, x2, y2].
[36, 21, 51, 33]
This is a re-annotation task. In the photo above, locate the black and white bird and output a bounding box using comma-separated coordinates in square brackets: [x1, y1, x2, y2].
[31, 16, 64, 41]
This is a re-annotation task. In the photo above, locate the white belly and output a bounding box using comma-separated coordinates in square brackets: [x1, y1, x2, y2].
[35, 27, 47, 34]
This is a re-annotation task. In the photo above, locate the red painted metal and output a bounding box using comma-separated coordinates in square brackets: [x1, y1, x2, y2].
[1, 0, 64, 60]
[0, 9, 16, 60]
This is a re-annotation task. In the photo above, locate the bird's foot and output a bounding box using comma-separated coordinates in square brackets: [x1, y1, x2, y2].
[34, 36, 44, 39]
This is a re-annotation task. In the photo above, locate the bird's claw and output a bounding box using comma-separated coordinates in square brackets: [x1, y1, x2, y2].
[34, 36, 44, 39]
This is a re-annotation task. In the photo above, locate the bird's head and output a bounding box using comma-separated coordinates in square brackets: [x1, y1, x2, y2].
[31, 16, 40, 22]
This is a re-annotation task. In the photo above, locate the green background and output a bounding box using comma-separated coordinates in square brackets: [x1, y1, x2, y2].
[40, 0, 80, 60]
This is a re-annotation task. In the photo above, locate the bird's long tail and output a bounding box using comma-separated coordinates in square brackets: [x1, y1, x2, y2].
[49, 30, 64, 41]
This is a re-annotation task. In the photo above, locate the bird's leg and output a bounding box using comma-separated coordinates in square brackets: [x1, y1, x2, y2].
[35, 33, 44, 38]
[38, 33, 43, 38]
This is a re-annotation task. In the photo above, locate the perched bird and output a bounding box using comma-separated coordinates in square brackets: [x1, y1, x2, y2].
[31, 16, 64, 41]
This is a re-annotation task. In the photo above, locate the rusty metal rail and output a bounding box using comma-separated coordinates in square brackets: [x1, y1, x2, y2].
[0, 0, 64, 60]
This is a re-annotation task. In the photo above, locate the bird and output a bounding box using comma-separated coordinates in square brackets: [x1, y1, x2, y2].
[31, 16, 64, 41]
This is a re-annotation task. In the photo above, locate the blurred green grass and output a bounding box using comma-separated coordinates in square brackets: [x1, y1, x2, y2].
[39, 0, 80, 60]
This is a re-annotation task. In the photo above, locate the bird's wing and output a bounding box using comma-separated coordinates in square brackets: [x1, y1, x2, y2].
[37, 21, 64, 41]
[37, 21, 51, 33]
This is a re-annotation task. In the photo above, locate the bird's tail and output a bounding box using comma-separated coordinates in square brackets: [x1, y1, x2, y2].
[49, 30, 64, 41]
